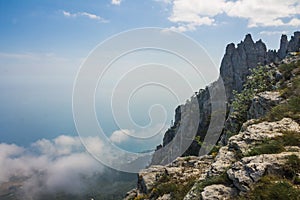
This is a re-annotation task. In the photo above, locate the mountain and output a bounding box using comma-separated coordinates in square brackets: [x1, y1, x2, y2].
[125, 32, 300, 200]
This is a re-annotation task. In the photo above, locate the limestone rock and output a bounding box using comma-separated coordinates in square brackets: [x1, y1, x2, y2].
[220, 34, 269, 101]
[208, 146, 236, 177]
[227, 152, 300, 192]
[287, 31, 300, 53]
[247, 91, 283, 120]
[201, 184, 238, 200]
[124, 189, 137, 200]
[157, 194, 171, 200]
[278, 34, 289, 59]
[138, 165, 167, 194]
[228, 118, 300, 154]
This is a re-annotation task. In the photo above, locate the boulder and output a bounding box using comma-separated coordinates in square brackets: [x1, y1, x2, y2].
[201, 184, 238, 200]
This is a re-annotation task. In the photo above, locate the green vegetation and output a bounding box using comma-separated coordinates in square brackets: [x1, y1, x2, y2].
[196, 172, 231, 192]
[151, 178, 196, 199]
[267, 96, 300, 122]
[231, 65, 276, 122]
[238, 175, 300, 200]
[133, 175, 196, 200]
[283, 154, 300, 184]
[280, 131, 300, 147]
[278, 60, 300, 81]
[245, 130, 300, 157]
[246, 140, 285, 157]
[266, 61, 300, 123]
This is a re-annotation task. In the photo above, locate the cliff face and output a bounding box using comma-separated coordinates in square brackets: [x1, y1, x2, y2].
[160, 31, 300, 153]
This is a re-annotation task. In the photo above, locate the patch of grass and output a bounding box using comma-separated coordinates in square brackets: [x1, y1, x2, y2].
[196, 172, 231, 192]
[246, 140, 285, 157]
[281, 131, 300, 147]
[278, 61, 300, 80]
[283, 154, 300, 183]
[150, 177, 196, 199]
[267, 96, 300, 123]
[239, 175, 300, 200]
[280, 77, 300, 98]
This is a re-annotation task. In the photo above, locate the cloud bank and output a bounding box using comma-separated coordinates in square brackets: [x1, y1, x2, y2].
[165, 0, 300, 31]
[0, 135, 105, 198]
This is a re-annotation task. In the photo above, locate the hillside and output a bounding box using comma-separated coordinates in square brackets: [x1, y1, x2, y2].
[124, 32, 300, 200]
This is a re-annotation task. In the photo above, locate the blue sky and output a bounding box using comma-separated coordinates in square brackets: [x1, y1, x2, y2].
[0, 0, 300, 147]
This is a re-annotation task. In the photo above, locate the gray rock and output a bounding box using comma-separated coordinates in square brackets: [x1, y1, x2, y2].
[287, 31, 300, 53]
[278, 34, 288, 59]
[124, 189, 137, 200]
[157, 194, 171, 200]
[229, 118, 300, 154]
[247, 91, 283, 119]
[208, 146, 236, 177]
[227, 152, 300, 192]
[220, 34, 270, 101]
[201, 184, 238, 200]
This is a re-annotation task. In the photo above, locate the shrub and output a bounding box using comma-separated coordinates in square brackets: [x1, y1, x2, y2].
[278, 61, 300, 80]
[267, 96, 300, 122]
[281, 131, 300, 147]
[241, 175, 300, 200]
[246, 140, 285, 156]
[196, 172, 231, 192]
[283, 154, 300, 183]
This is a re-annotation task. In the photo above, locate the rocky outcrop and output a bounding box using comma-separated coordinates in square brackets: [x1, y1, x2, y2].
[160, 32, 300, 154]
[288, 31, 300, 53]
[247, 91, 283, 119]
[229, 118, 300, 154]
[278, 35, 289, 59]
[220, 34, 270, 101]
[125, 156, 214, 200]
[183, 118, 300, 200]
[201, 184, 237, 200]
[227, 152, 300, 192]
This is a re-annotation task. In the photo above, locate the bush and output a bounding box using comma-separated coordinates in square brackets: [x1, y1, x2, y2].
[241, 175, 300, 200]
[278, 61, 300, 80]
[229, 65, 277, 136]
[196, 172, 231, 192]
[267, 96, 300, 122]
[150, 177, 196, 199]
[246, 140, 285, 156]
[281, 131, 300, 147]
[283, 154, 300, 183]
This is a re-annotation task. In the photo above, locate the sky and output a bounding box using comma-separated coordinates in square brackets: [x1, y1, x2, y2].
[0, 0, 300, 196]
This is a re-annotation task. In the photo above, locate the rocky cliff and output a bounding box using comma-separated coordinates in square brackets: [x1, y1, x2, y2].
[125, 32, 300, 200]
[159, 31, 300, 154]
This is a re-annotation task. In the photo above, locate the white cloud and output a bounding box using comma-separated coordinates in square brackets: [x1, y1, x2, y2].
[62, 10, 109, 23]
[165, 0, 300, 32]
[110, 129, 132, 144]
[224, 0, 300, 28]
[109, 124, 168, 146]
[259, 30, 289, 36]
[0, 135, 104, 198]
[111, 0, 122, 5]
